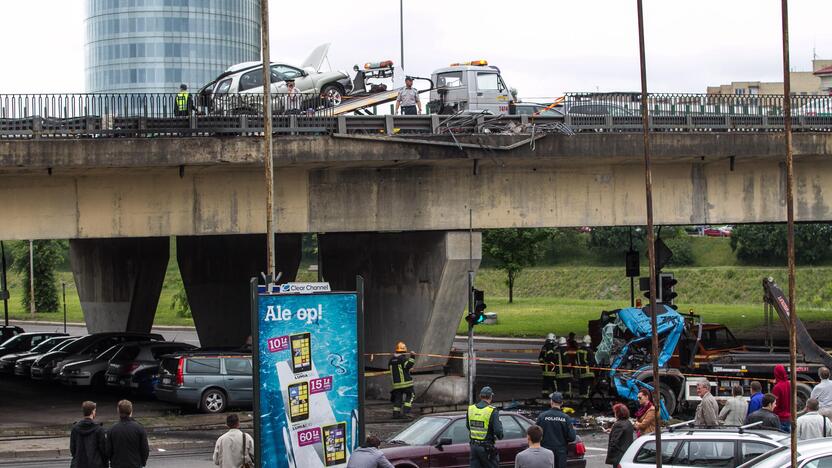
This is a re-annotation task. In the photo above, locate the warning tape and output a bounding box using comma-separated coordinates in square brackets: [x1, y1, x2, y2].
[364, 352, 818, 385]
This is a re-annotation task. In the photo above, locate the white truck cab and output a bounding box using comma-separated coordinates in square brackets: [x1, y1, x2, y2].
[428, 60, 514, 115]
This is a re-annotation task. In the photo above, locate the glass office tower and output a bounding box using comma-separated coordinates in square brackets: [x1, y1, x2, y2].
[85, 0, 260, 93]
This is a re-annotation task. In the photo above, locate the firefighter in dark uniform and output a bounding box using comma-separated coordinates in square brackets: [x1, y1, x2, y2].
[388, 341, 415, 419]
[555, 337, 573, 398]
[574, 335, 596, 398]
[536, 392, 577, 468]
[466, 386, 503, 468]
[538, 333, 558, 398]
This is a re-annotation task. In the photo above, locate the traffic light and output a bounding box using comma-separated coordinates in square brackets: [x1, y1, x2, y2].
[659, 273, 678, 308]
[466, 288, 487, 326]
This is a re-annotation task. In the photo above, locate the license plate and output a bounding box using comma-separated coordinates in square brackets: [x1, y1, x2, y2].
[107, 375, 117, 382]
[161, 377, 171, 385]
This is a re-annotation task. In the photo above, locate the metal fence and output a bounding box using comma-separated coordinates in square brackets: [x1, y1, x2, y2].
[1, 92, 832, 139]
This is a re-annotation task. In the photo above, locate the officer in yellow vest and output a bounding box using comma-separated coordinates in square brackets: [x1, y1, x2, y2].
[175, 84, 193, 117]
[466, 386, 503, 468]
[388, 341, 415, 419]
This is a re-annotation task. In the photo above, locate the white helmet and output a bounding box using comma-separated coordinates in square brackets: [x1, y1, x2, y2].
[583, 335, 592, 345]
[558, 337, 567, 346]
[546, 333, 556, 342]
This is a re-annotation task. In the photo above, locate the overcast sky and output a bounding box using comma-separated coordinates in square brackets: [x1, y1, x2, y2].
[0, 0, 830, 98]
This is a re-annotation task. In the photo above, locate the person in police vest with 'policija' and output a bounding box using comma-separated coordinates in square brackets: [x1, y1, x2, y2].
[467, 386, 504, 468]
[388, 341, 415, 419]
[174, 84, 194, 117]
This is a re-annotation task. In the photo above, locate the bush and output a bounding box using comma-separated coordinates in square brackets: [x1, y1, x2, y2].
[664, 237, 694, 266]
[731, 224, 832, 265]
[10, 240, 62, 312]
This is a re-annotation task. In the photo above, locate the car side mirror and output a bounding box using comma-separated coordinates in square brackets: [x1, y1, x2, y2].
[435, 438, 453, 450]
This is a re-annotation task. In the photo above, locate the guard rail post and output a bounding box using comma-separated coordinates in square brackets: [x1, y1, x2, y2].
[384, 115, 394, 136]
[430, 114, 440, 134]
[337, 116, 347, 134]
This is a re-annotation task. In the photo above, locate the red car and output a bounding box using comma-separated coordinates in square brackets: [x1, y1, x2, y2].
[381, 412, 587, 468]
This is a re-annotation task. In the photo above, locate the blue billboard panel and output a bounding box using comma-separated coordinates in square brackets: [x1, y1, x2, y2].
[256, 292, 360, 468]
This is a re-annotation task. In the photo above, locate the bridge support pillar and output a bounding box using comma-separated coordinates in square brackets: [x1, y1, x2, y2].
[69, 237, 169, 333]
[177, 234, 302, 347]
[319, 231, 481, 368]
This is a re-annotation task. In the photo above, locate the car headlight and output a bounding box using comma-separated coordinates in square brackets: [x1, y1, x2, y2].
[65, 369, 90, 376]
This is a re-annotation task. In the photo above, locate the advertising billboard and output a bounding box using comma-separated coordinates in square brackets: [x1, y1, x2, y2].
[253, 283, 364, 468]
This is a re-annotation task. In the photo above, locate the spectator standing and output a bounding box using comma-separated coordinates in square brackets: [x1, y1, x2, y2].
[395, 77, 421, 115]
[106, 400, 149, 468]
[771, 364, 792, 432]
[747, 381, 764, 417]
[213, 413, 254, 468]
[719, 385, 749, 426]
[514, 425, 554, 468]
[70, 401, 107, 468]
[535, 392, 576, 468]
[810, 367, 832, 419]
[745, 394, 781, 430]
[174, 84, 194, 117]
[695, 379, 719, 426]
[605, 404, 634, 467]
[796, 399, 832, 440]
[633, 389, 656, 436]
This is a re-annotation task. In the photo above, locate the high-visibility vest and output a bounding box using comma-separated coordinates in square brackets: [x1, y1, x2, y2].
[555, 349, 571, 379]
[540, 348, 557, 377]
[176, 92, 189, 112]
[389, 354, 415, 390]
[467, 404, 495, 441]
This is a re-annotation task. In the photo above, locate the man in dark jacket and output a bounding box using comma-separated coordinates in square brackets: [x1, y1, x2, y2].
[107, 400, 149, 468]
[70, 401, 107, 468]
[536, 392, 576, 468]
[745, 393, 781, 431]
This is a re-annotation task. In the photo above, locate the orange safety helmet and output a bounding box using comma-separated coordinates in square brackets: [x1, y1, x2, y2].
[395, 341, 408, 353]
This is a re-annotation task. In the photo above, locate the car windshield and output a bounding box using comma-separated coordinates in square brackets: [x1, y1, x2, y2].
[0, 334, 25, 348]
[56, 338, 79, 351]
[61, 336, 95, 354]
[388, 417, 450, 446]
[30, 337, 66, 353]
[96, 345, 123, 361]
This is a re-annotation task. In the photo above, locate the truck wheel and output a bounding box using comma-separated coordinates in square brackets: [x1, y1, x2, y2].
[658, 382, 677, 416]
[201, 388, 227, 414]
[321, 84, 343, 106]
[796, 383, 813, 412]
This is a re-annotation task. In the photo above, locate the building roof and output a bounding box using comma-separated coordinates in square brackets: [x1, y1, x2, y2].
[813, 65, 832, 76]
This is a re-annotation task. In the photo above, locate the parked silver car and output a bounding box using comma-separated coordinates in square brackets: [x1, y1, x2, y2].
[155, 352, 252, 414]
[59, 344, 124, 388]
[201, 43, 351, 114]
[738, 438, 832, 468]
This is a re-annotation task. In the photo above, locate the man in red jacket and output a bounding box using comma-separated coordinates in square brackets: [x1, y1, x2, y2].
[772, 364, 792, 433]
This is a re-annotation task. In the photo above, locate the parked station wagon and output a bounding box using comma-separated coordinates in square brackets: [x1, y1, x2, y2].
[155, 352, 252, 413]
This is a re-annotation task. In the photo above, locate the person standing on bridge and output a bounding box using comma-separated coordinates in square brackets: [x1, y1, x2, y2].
[70, 401, 107, 468]
[467, 386, 503, 468]
[388, 341, 415, 419]
[395, 77, 421, 115]
[174, 84, 194, 117]
[536, 392, 576, 468]
[538, 333, 558, 399]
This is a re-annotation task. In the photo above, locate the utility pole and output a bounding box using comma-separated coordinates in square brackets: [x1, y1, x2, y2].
[28, 240, 35, 317]
[399, 0, 404, 71]
[636, 1, 662, 466]
[779, 1, 798, 466]
[467, 209, 475, 404]
[62, 282, 67, 333]
[260, 0, 276, 281]
[1, 241, 9, 326]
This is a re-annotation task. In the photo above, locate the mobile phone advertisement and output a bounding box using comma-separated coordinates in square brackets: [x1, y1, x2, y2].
[256, 292, 360, 468]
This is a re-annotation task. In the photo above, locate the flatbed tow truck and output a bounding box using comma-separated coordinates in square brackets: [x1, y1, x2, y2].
[588, 277, 832, 416]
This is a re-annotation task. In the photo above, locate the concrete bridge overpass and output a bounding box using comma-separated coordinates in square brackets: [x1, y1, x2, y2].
[3, 131, 832, 365]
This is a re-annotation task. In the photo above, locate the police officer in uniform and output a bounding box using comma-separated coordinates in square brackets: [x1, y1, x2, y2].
[175, 84, 193, 117]
[536, 392, 577, 468]
[538, 333, 558, 398]
[388, 341, 415, 419]
[555, 337, 573, 398]
[574, 335, 596, 398]
[467, 386, 503, 468]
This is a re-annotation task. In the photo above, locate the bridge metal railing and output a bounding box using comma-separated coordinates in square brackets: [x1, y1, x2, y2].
[1, 92, 831, 139]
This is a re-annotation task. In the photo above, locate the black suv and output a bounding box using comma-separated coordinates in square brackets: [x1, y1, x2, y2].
[106, 341, 197, 395]
[30, 332, 162, 381]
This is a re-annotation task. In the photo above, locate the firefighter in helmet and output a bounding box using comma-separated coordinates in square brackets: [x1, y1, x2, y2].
[555, 337, 573, 398]
[574, 335, 596, 398]
[538, 333, 558, 398]
[389, 341, 416, 419]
